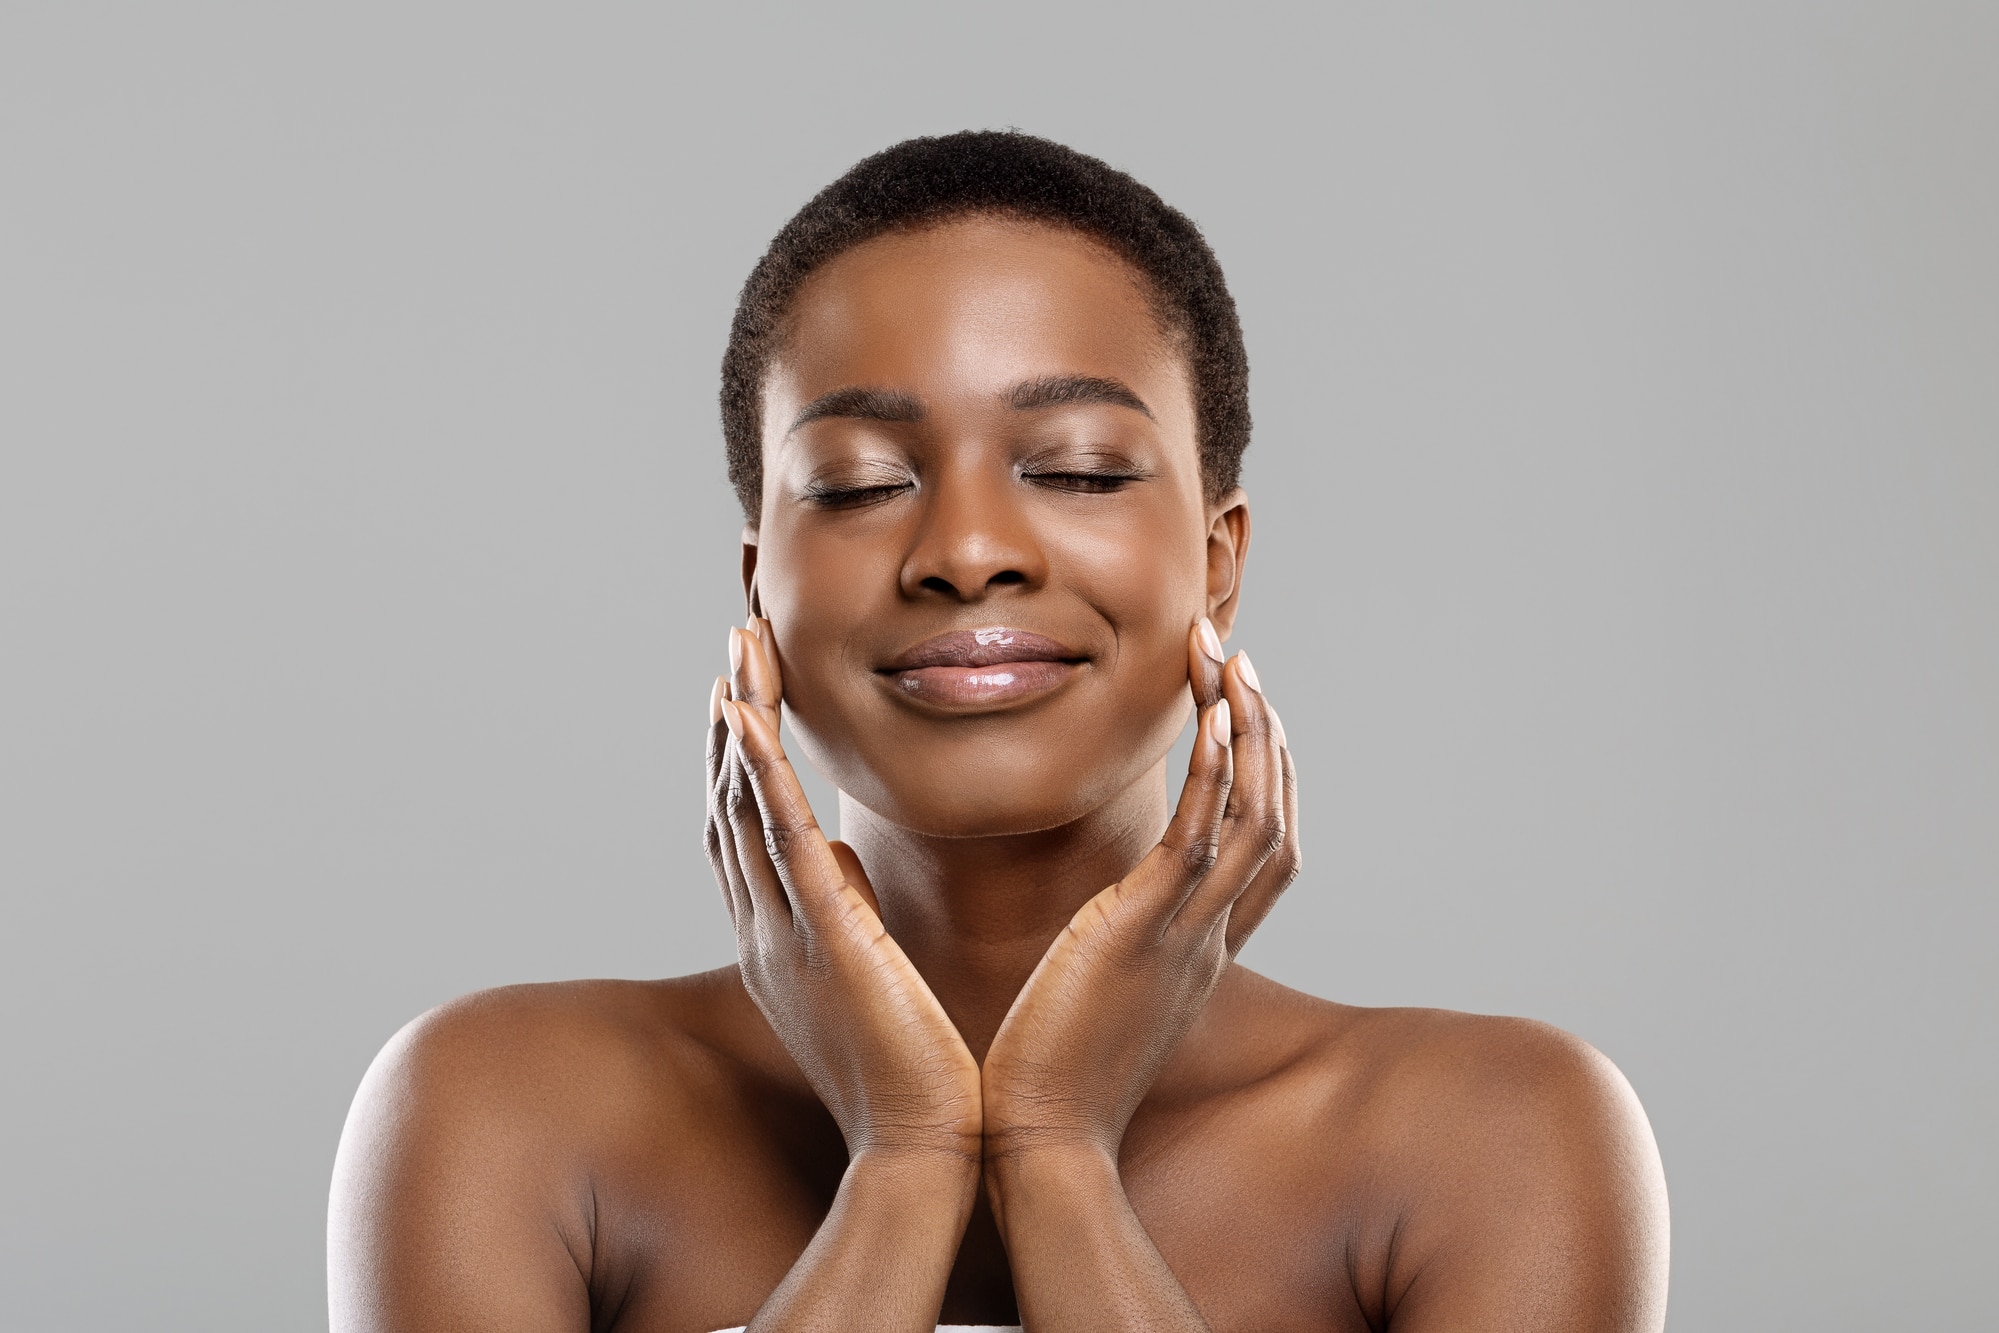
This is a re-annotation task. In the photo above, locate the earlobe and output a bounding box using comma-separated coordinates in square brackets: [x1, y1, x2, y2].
[1205, 491, 1252, 640]
[740, 524, 762, 620]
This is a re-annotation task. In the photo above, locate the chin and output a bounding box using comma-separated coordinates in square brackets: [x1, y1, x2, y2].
[844, 779, 1123, 841]
[791, 702, 1189, 840]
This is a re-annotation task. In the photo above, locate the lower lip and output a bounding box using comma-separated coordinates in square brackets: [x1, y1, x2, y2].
[884, 660, 1080, 710]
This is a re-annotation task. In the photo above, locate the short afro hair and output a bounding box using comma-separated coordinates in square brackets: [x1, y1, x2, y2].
[719, 130, 1250, 520]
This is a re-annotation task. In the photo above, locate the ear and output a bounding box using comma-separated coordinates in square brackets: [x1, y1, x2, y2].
[1204, 488, 1252, 641]
[740, 523, 763, 620]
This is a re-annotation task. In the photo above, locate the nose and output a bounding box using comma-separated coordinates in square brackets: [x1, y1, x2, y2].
[897, 464, 1048, 602]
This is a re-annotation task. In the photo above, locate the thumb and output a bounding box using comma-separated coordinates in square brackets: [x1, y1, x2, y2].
[826, 840, 882, 919]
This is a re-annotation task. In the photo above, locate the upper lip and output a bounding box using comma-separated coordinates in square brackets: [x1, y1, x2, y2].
[880, 627, 1085, 671]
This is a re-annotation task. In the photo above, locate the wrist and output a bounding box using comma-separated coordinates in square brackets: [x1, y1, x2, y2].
[983, 1139, 1124, 1243]
[845, 1145, 983, 1222]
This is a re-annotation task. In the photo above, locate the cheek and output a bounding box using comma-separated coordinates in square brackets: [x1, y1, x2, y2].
[750, 524, 914, 803]
[1062, 522, 1209, 667]
[754, 531, 877, 705]
[1055, 522, 1210, 767]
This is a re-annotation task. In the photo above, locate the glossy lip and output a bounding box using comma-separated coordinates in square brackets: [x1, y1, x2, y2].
[881, 626, 1084, 671]
[878, 627, 1087, 712]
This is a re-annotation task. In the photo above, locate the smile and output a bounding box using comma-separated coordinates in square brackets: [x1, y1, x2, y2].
[878, 627, 1086, 711]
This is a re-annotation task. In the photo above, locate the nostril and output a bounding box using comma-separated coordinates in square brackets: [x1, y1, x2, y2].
[989, 570, 1027, 586]
[920, 576, 958, 596]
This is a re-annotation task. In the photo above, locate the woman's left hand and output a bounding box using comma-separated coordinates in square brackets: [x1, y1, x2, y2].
[979, 619, 1300, 1181]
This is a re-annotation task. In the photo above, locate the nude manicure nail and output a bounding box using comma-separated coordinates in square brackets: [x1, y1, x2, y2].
[1209, 698, 1232, 748]
[1235, 652, 1262, 694]
[719, 696, 744, 739]
[728, 627, 745, 674]
[1197, 617, 1224, 663]
[709, 676, 728, 726]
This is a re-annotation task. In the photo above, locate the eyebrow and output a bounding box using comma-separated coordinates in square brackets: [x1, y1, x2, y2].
[1007, 374, 1154, 419]
[788, 386, 925, 435]
[787, 374, 1154, 436]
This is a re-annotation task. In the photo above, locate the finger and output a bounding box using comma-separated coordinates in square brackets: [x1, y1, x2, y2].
[715, 693, 790, 925]
[826, 840, 884, 919]
[721, 694, 847, 929]
[1184, 652, 1285, 923]
[751, 615, 785, 702]
[723, 624, 788, 915]
[705, 796, 748, 929]
[1125, 697, 1234, 923]
[1226, 735, 1300, 955]
[1189, 616, 1227, 710]
[703, 677, 755, 928]
[708, 806, 752, 932]
[729, 624, 781, 721]
[705, 675, 730, 800]
[718, 734, 789, 925]
[709, 674, 761, 917]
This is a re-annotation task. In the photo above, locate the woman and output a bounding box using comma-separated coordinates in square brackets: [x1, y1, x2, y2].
[329, 131, 1669, 1332]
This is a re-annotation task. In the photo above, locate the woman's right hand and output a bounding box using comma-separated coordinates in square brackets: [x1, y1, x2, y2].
[706, 619, 984, 1169]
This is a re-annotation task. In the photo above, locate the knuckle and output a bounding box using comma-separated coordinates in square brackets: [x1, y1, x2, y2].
[762, 821, 797, 864]
[752, 915, 790, 957]
[762, 818, 818, 868]
[1175, 840, 1220, 877]
[1254, 814, 1288, 857]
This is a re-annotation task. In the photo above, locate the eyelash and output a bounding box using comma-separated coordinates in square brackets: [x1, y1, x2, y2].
[803, 482, 912, 509]
[1024, 470, 1145, 493]
[802, 468, 1146, 508]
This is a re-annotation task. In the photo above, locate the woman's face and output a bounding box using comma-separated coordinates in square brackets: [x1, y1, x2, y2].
[750, 216, 1247, 837]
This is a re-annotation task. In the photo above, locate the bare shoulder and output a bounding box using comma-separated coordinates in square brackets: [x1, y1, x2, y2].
[1218, 973, 1670, 1331]
[337, 970, 752, 1152]
[1223, 972, 1658, 1173]
[328, 969, 776, 1330]
[1338, 1004, 1656, 1155]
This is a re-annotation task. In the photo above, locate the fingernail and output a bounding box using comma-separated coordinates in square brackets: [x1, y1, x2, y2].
[1208, 698, 1232, 748]
[1197, 617, 1224, 663]
[709, 676, 728, 725]
[728, 627, 746, 674]
[748, 615, 765, 640]
[1235, 651, 1262, 694]
[719, 696, 744, 739]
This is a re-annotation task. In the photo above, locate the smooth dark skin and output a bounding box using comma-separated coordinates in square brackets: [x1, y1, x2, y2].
[329, 218, 1669, 1332]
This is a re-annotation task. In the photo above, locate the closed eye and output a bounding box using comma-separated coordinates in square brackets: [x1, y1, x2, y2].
[1025, 470, 1147, 493]
[802, 480, 913, 509]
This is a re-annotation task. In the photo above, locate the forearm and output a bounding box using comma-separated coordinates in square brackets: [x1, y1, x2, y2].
[989, 1145, 1211, 1333]
[747, 1150, 978, 1333]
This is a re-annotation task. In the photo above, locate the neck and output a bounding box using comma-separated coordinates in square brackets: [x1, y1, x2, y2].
[837, 763, 1172, 1060]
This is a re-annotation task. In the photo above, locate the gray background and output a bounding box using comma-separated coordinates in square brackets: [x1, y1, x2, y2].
[2, 3, 1993, 1329]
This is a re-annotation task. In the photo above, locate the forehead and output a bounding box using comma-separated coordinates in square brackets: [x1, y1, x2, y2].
[764, 217, 1192, 437]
